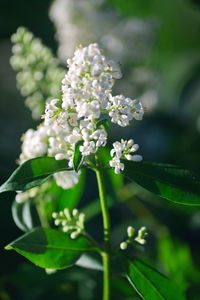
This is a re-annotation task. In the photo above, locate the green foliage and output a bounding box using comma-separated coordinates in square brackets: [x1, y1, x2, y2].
[96, 119, 110, 132]
[56, 170, 86, 211]
[157, 235, 200, 290]
[5, 227, 95, 270]
[75, 253, 103, 271]
[0, 157, 71, 193]
[11, 170, 86, 231]
[73, 141, 84, 172]
[98, 147, 123, 197]
[123, 160, 200, 205]
[126, 258, 186, 300]
[12, 199, 40, 232]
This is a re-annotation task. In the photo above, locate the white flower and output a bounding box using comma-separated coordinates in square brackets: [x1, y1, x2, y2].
[109, 157, 124, 174]
[90, 129, 107, 147]
[19, 125, 48, 163]
[80, 141, 96, 156]
[109, 139, 142, 174]
[53, 171, 79, 189]
[110, 141, 126, 158]
[107, 95, 144, 127]
[44, 99, 60, 125]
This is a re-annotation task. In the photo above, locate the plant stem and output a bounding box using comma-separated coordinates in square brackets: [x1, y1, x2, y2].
[36, 201, 49, 227]
[95, 168, 111, 300]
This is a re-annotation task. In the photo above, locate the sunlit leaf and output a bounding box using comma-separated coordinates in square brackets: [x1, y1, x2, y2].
[12, 200, 40, 232]
[5, 227, 96, 269]
[123, 161, 200, 205]
[0, 157, 71, 193]
[126, 258, 186, 300]
[75, 253, 103, 271]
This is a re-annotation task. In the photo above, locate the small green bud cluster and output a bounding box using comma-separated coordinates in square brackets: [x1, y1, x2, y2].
[120, 226, 148, 250]
[10, 27, 65, 119]
[52, 208, 85, 239]
[134, 226, 148, 245]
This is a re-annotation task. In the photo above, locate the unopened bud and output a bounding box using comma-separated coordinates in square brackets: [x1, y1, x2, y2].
[72, 208, 78, 217]
[120, 242, 128, 250]
[63, 225, 69, 232]
[127, 226, 135, 238]
[52, 212, 57, 219]
[70, 231, 78, 239]
[59, 211, 64, 217]
[54, 219, 60, 226]
[64, 208, 71, 220]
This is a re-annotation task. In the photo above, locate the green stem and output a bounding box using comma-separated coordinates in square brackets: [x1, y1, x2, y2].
[95, 168, 111, 300]
[36, 201, 49, 228]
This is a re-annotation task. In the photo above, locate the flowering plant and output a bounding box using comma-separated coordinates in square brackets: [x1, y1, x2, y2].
[1, 28, 200, 300]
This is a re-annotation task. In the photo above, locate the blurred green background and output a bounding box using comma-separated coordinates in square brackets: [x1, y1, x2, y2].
[0, 0, 200, 299]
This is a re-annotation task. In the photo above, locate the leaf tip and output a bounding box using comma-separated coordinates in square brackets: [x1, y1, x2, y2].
[5, 244, 13, 250]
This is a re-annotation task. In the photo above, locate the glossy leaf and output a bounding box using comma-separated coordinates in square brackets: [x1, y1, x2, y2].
[73, 141, 84, 172]
[96, 118, 109, 131]
[12, 200, 40, 232]
[98, 147, 123, 196]
[12, 200, 29, 232]
[57, 169, 86, 211]
[75, 253, 103, 271]
[44, 170, 86, 215]
[126, 258, 186, 300]
[5, 227, 96, 269]
[123, 160, 200, 205]
[0, 157, 71, 193]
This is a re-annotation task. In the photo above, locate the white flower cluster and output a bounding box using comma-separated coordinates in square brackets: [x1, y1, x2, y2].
[108, 95, 144, 127]
[49, 0, 155, 65]
[49, 0, 159, 112]
[42, 44, 143, 164]
[52, 208, 85, 239]
[15, 186, 39, 203]
[18, 123, 79, 190]
[10, 27, 65, 119]
[18, 43, 143, 193]
[15, 180, 53, 205]
[19, 126, 48, 163]
[109, 139, 142, 174]
[120, 226, 148, 250]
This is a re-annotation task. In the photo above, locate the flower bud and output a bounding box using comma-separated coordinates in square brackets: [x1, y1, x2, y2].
[63, 225, 69, 232]
[52, 212, 57, 219]
[127, 226, 135, 238]
[72, 209, 78, 217]
[64, 208, 71, 220]
[70, 231, 79, 239]
[54, 219, 60, 226]
[120, 242, 128, 250]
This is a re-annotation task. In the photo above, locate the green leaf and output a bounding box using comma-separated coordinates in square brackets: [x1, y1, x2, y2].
[75, 253, 103, 271]
[12, 200, 29, 232]
[73, 141, 84, 172]
[0, 157, 71, 193]
[157, 235, 200, 290]
[44, 170, 86, 214]
[123, 160, 200, 205]
[98, 147, 123, 197]
[5, 227, 96, 270]
[57, 169, 86, 211]
[96, 118, 109, 131]
[12, 200, 40, 232]
[126, 258, 186, 300]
